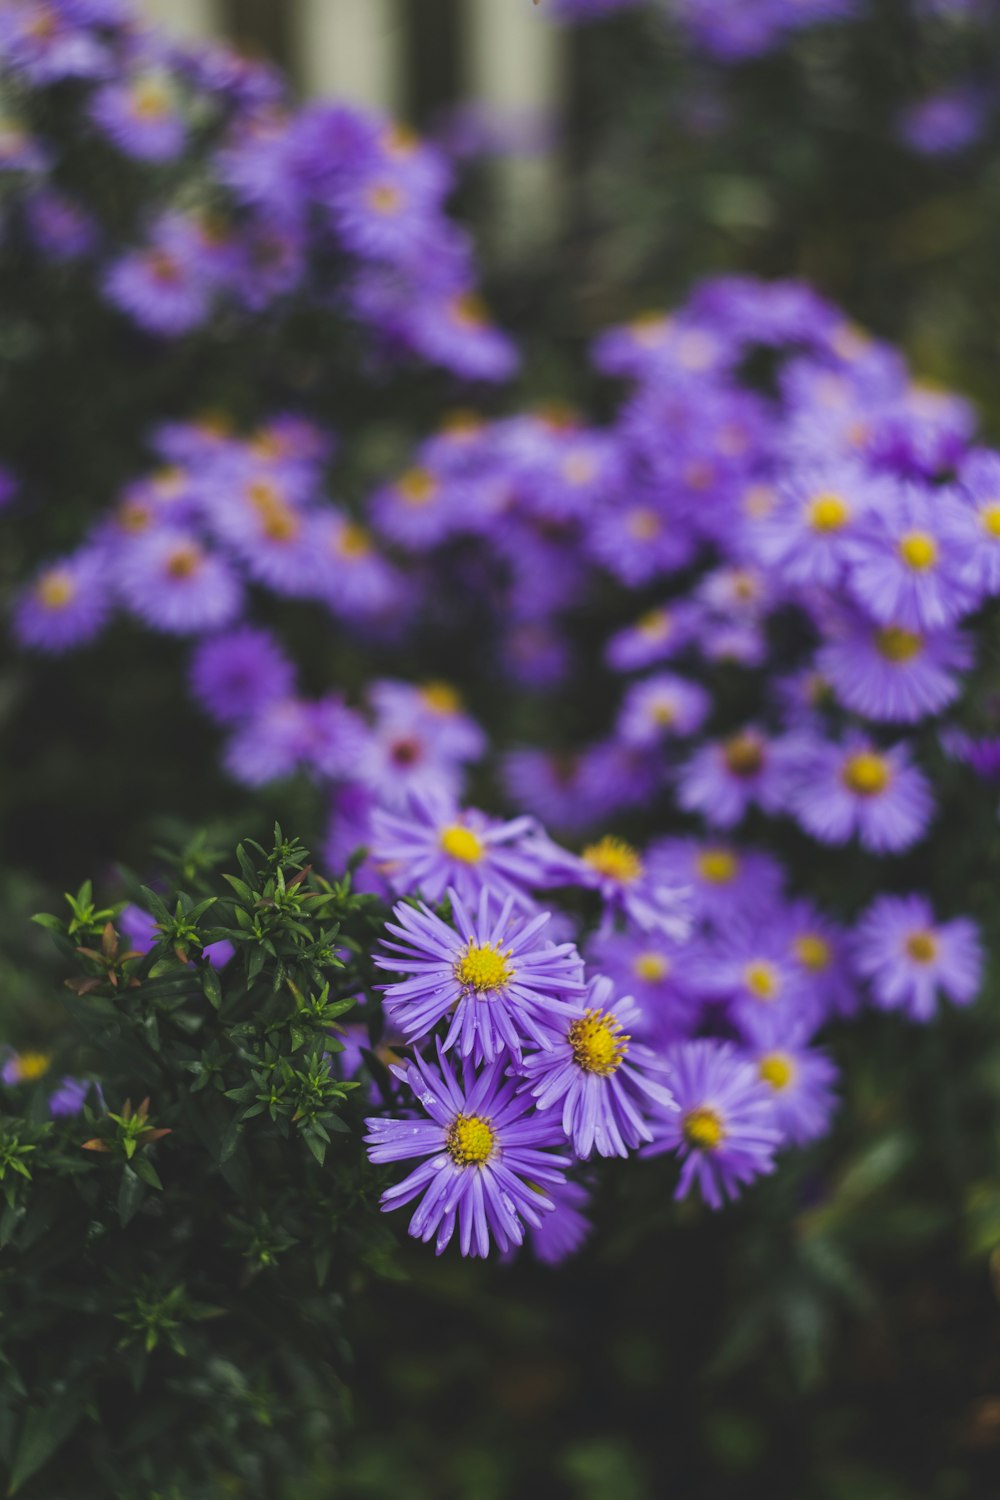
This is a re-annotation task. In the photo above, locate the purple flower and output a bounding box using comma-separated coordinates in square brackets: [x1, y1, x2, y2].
[605, 602, 699, 673]
[521, 1176, 592, 1265]
[897, 89, 986, 158]
[364, 1045, 570, 1257]
[13, 551, 111, 652]
[646, 837, 786, 928]
[752, 462, 878, 588]
[189, 626, 296, 726]
[817, 610, 972, 723]
[944, 447, 1000, 596]
[89, 73, 188, 162]
[116, 529, 243, 634]
[853, 894, 982, 1021]
[103, 220, 213, 337]
[24, 187, 98, 261]
[614, 672, 711, 748]
[370, 794, 549, 912]
[542, 834, 692, 938]
[699, 923, 819, 1040]
[643, 1041, 780, 1210]
[739, 1014, 839, 1146]
[785, 733, 933, 853]
[844, 482, 977, 631]
[520, 975, 676, 1159]
[585, 926, 704, 1043]
[676, 727, 792, 828]
[366, 678, 486, 765]
[375, 889, 585, 1064]
[780, 899, 859, 1020]
[48, 1076, 92, 1117]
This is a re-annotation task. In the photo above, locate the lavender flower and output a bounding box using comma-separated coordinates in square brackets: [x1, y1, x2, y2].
[365, 1046, 570, 1257]
[853, 894, 982, 1020]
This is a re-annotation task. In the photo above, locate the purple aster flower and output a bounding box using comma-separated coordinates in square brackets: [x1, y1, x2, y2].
[103, 220, 212, 337]
[586, 492, 698, 586]
[394, 288, 519, 384]
[817, 610, 972, 723]
[780, 899, 858, 1020]
[23, 187, 98, 261]
[943, 447, 1000, 596]
[785, 733, 933, 853]
[205, 466, 321, 597]
[188, 626, 296, 726]
[521, 1176, 592, 1265]
[542, 834, 692, 938]
[646, 837, 786, 929]
[643, 1040, 780, 1210]
[367, 679, 486, 765]
[853, 894, 982, 1021]
[375, 889, 585, 1064]
[520, 975, 677, 1159]
[89, 72, 188, 162]
[752, 461, 879, 588]
[698, 922, 819, 1041]
[13, 550, 110, 652]
[586, 927, 704, 1043]
[897, 89, 986, 158]
[370, 793, 548, 913]
[604, 602, 700, 673]
[614, 672, 711, 748]
[47, 1076, 92, 1117]
[0, 2, 110, 84]
[364, 1045, 570, 1257]
[676, 727, 792, 829]
[844, 481, 977, 631]
[310, 513, 400, 621]
[739, 1013, 839, 1147]
[116, 528, 242, 634]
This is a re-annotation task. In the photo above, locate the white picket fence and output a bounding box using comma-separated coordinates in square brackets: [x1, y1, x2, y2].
[138, 0, 565, 251]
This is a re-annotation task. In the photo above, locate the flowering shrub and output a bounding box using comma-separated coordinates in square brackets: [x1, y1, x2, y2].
[4, 0, 1000, 1494]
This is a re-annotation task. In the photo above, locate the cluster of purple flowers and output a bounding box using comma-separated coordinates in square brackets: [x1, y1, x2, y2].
[0, 0, 514, 372]
[11, 266, 997, 1256]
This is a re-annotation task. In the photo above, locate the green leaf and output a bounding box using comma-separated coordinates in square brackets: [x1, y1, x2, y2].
[118, 1166, 144, 1228]
[200, 964, 222, 1010]
[8, 1400, 84, 1495]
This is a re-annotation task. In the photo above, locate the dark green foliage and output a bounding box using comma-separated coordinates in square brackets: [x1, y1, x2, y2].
[0, 829, 395, 1500]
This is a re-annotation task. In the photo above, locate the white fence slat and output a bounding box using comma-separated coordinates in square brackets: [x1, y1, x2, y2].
[136, 0, 217, 41]
[465, 0, 563, 252]
[295, 0, 403, 114]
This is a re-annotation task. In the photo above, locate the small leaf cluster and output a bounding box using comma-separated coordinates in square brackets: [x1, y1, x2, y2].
[0, 829, 396, 1500]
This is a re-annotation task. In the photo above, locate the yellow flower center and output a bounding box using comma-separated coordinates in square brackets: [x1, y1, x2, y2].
[247, 480, 299, 542]
[980, 504, 1000, 539]
[905, 930, 938, 964]
[696, 848, 738, 884]
[397, 467, 438, 506]
[807, 491, 850, 532]
[439, 825, 484, 864]
[649, 699, 676, 726]
[37, 570, 75, 609]
[131, 80, 171, 119]
[582, 836, 643, 885]
[451, 293, 488, 328]
[335, 522, 372, 559]
[455, 942, 513, 994]
[634, 951, 670, 982]
[625, 507, 662, 540]
[629, 311, 669, 347]
[383, 123, 419, 157]
[164, 544, 202, 580]
[366, 181, 402, 216]
[723, 733, 764, 778]
[758, 1052, 796, 1092]
[876, 626, 923, 663]
[898, 530, 938, 571]
[682, 1106, 725, 1151]
[637, 608, 671, 640]
[420, 681, 461, 716]
[445, 1114, 496, 1167]
[744, 961, 779, 1001]
[9, 1050, 51, 1083]
[567, 1009, 628, 1076]
[842, 751, 890, 797]
[794, 934, 831, 972]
